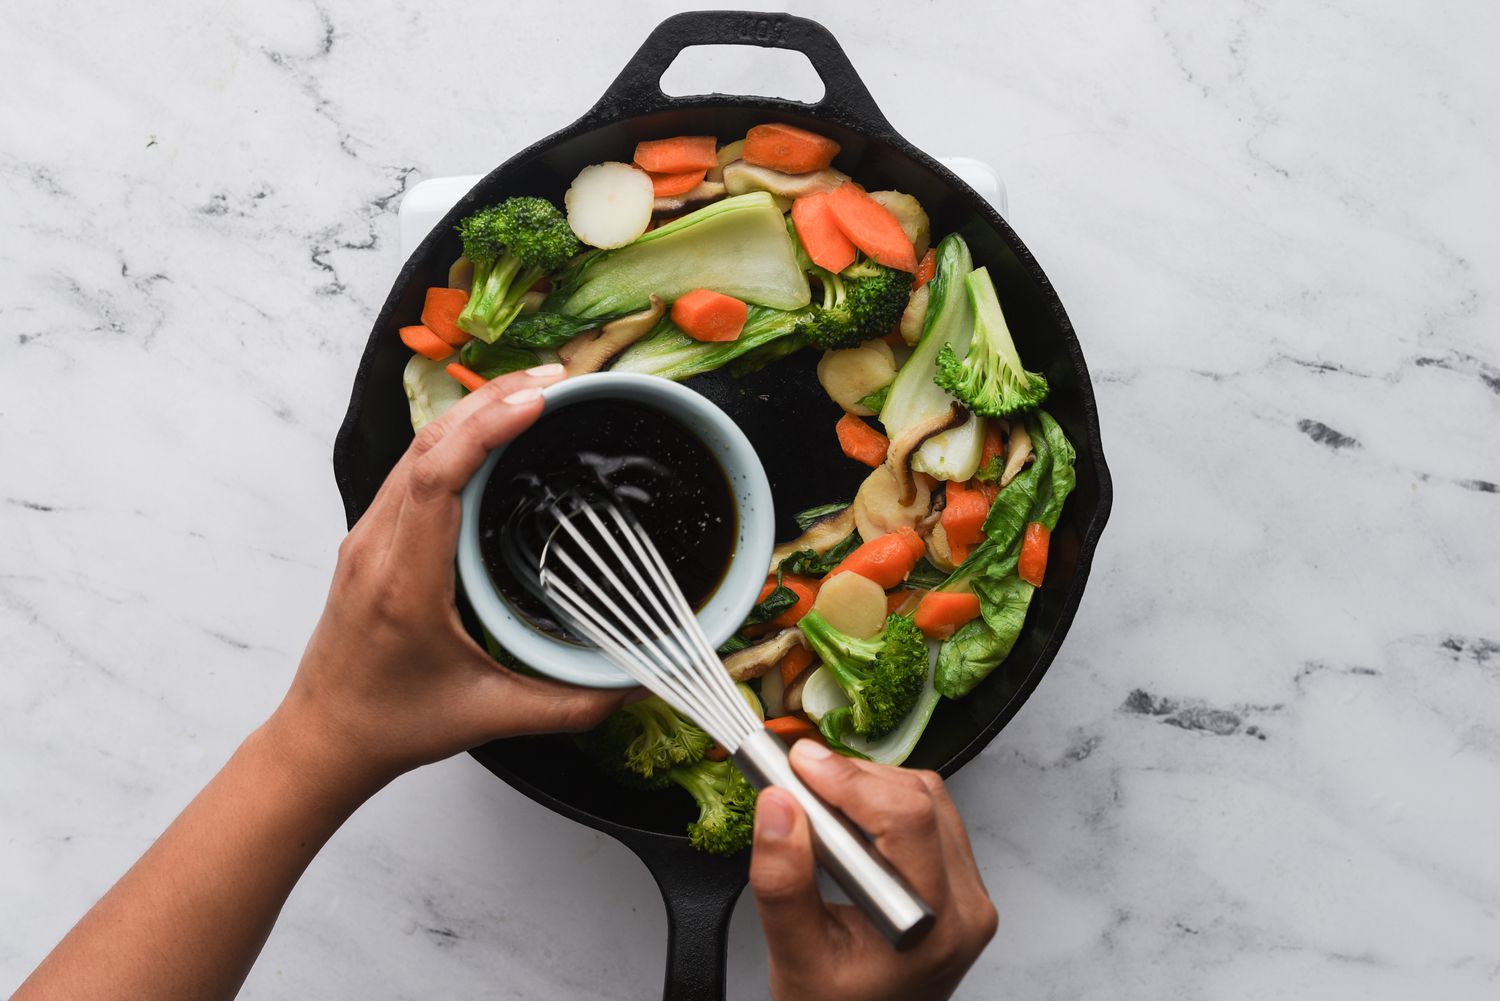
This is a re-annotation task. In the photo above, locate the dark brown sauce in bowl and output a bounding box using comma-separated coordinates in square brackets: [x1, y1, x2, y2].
[477, 399, 736, 642]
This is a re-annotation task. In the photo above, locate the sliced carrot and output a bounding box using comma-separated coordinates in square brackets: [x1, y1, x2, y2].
[1018, 521, 1050, 586]
[980, 421, 1005, 469]
[422, 287, 471, 346]
[827, 528, 925, 590]
[791, 191, 857, 273]
[671, 288, 748, 342]
[776, 575, 819, 627]
[764, 715, 825, 746]
[914, 248, 938, 288]
[743, 123, 842, 174]
[913, 591, 982, 638]
[886, 588, 920, 616]
[977, 422, 1005, 503]
[445, 362, 487, 392]
[705, 743, 730, 762]
[633, 135, 718, 173]
[647, 168, 706, 198]
[835, 413, 889, 468]
[825, 183, 918, 273]
[399, 324, 454, 361]
[942, 480, 991, 555]
[779, 645, 815, 687]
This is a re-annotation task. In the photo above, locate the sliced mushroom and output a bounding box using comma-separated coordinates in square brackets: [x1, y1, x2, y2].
[888, 402, 969, 505]
[868, 190, 931, 259]
[559, 295, 664, 376]
[653, 179, 728, 215]
[769, 505, 857, 574]
[723, 628, 806, 682]
[853, 463, 932, 543]
[448, 256, 474, 291]
[898, 283, 929, 346]
[784, 671, 810, 713]
[1000, 421, 1033, 488]
[722, 160, 849, 202]
[926, 520, 957, 571]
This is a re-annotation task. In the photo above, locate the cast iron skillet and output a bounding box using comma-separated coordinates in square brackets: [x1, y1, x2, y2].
[333, 11, 1112, 1000]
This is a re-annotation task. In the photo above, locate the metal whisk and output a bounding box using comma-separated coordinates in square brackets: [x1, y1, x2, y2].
[526, 491, 935, 949]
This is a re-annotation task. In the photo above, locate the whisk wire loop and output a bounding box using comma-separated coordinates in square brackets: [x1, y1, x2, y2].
[537, 495, 760, 747]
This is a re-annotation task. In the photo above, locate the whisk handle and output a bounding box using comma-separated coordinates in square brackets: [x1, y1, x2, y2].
[733, 729, 936, 949]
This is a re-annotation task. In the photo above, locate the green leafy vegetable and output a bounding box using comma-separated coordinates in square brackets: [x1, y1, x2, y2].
[716, 634, 753, 656]
[610, 304, 812, 382]
[901, 557, 949, 590]
[933, 267, 1049, 417]
[551, 192, 811, 319]
[744, 574, 798, 627]
[458, 339, 541, 379]
[934, 410, 1076, 698]
[499, 311, 598, 349]
[878, 234, 986, 481]
[777, 530, 860, 577]
[935, 571, 1035, 698]
[794, 502, 851, 531]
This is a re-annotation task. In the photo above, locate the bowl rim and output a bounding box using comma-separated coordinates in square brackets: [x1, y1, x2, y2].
[455, 372, 775, 688]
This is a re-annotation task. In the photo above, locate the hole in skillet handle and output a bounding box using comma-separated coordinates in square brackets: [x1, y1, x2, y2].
[587, 9, 893, 136]
[661, 45, 826, 104]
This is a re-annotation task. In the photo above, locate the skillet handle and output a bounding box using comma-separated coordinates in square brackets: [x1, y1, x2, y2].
[626, 835, 748, 1001]
[588, 10, 892, 135]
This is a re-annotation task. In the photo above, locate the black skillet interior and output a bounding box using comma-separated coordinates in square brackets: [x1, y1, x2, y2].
[332, 10, 1111, 998]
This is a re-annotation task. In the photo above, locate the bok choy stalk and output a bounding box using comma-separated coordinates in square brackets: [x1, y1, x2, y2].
[610, 304, 813, 382]
[402, 355, 465, 431]
[799, 645, 943, 766]
[878, 234, 986, 481]
[550, 192, 811, 319]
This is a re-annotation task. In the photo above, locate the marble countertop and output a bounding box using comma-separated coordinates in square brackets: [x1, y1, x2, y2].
[3, 2, 1497, 998]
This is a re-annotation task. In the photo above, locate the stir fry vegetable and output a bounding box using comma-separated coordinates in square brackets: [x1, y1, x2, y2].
[391, 122, 1075, 855]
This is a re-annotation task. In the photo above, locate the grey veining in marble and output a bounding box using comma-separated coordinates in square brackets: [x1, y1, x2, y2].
[3, 2, 1497, 999]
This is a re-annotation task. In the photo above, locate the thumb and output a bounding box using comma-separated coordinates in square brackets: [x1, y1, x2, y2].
[750, 787, 834, 959]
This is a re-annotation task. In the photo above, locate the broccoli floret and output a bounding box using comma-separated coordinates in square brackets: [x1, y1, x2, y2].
[573, 695, 711, 789]
[456, 197, 580, 343]
[796, 260, 913, 350]
[573, 714, 674, 791]
[797, 611, 927, 739]
[932, 266, 1048, 417]
[669, 758, 757, 855]
[581, 695, 711, 781]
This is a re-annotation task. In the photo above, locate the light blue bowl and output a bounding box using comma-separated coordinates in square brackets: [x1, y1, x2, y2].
[457, 373, 774, 689]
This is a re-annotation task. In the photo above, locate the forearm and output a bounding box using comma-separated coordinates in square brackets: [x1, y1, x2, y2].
[15, 708, 384, 1001]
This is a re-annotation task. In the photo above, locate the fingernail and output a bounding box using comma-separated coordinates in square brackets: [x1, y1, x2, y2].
[792, 740, 833, 763]
[526, 363, 565, 377]
[503, 387, 542, 406]
[757, 788, 795, 840]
